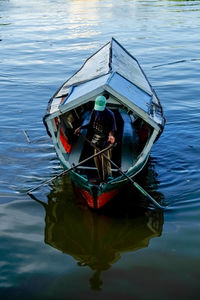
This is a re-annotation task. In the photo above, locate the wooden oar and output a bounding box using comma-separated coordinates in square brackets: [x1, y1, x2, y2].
[80, 134, 166, 210]
[27, 143, 114, 195]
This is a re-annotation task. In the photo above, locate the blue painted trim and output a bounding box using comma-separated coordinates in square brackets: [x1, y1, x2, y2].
[62, 86, 74, 105]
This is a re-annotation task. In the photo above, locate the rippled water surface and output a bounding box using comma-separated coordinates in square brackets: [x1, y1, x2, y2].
[1, 0, 200, 299]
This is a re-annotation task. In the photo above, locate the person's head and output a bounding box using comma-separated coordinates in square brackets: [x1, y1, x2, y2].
[94, 95, 106, 111]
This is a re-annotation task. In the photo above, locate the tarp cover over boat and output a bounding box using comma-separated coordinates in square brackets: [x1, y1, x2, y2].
[47, 38, 165, 130]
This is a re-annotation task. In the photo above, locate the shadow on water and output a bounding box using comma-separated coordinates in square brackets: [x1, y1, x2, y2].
[31, 159, 164, 291]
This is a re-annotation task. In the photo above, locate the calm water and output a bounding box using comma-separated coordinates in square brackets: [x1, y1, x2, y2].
[1, 0, 200, 299]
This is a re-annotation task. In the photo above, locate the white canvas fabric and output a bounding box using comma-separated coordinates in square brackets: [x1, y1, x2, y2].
[56, 42, 111, 98]
[48, 38, 164, 129]
[111, 40, 152, 94]
[55, 38, 152, 98]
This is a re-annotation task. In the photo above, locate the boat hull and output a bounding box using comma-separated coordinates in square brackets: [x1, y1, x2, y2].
[69, 171, 123, 209]
[73, 184, 120, 209]
[68, 154, 149, 209]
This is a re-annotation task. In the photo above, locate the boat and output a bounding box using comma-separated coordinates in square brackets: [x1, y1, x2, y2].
[43, 38, 166, 209]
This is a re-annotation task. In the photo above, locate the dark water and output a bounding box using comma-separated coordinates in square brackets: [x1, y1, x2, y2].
[1, 0, 200, 299]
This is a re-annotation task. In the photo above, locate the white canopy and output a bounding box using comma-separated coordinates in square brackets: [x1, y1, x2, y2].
[56, 38, 152, 98]
[47, 38, 165, 129]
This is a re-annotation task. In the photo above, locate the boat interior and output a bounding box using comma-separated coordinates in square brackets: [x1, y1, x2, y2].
[57, 101, 153, 183]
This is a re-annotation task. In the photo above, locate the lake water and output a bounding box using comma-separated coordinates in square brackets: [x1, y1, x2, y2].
[1, 0, 200, 299]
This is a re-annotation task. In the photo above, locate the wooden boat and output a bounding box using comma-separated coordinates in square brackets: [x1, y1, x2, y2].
[43, 38, 165, 209]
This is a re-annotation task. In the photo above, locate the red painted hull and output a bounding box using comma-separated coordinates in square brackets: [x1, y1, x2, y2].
[73, 185, 119, 209]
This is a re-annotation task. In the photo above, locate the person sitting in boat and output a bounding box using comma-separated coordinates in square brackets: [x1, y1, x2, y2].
[74, 95, 117, 182]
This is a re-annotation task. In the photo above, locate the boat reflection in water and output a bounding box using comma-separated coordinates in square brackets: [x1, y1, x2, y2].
[34, 160, 164, 290]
